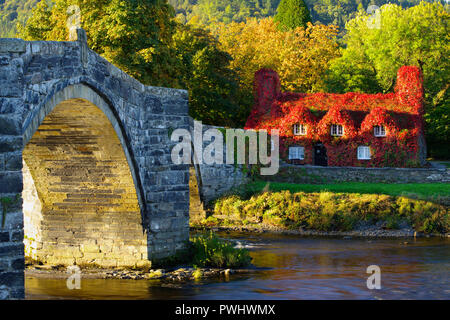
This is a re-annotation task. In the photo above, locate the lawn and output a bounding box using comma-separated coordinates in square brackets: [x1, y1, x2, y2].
[240, 181, 450, 203]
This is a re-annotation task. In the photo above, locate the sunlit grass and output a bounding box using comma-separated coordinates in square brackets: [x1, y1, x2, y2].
[212, 190, 449, 234]
[240, 181, 450, 203]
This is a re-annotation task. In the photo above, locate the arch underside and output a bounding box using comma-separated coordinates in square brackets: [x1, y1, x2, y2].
[22, 98, 150, 268]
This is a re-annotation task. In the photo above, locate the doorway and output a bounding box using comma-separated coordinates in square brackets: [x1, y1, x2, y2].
[314, 144, 328, 166]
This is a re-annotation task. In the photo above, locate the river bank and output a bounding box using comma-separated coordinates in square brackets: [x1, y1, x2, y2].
[191, 225, 449, 238]
[198, 186, 449, 237]
[25, 265, 253, 282]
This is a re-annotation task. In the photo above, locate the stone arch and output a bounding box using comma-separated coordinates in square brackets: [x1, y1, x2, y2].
[22, 82, 146, 215]
[0, 34, 191, 299]
[22, 96, 150, 268]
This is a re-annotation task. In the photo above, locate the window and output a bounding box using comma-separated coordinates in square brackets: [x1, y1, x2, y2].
[374, 125, 386, 137]
[293, 124, 307, 136]
[330, 124, 344, 136]
[289, 146, 305, 160]
[357, 146, 371, 160]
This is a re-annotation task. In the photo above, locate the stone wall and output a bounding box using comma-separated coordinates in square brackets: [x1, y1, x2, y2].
[262, 164, 450, 184]
[189, 120, 249, 206]
[0, 30, 190, 299]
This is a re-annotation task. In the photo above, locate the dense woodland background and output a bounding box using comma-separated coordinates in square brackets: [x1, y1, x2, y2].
[0, 0, 448, 159]
[1, 0, 445, 37]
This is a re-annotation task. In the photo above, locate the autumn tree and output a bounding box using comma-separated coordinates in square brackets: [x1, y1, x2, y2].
[215, 18, 340, 94]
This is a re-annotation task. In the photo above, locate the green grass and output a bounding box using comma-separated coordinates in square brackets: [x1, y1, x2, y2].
[238, 181, 450, 203]
[438, 162, 450, 169]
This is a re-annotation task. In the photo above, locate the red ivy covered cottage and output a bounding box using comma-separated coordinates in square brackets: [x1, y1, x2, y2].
[245, 66, 427, 168]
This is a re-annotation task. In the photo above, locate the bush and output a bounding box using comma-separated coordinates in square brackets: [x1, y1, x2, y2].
[212, 191, 449, 234]
[190, 232, 252, 268]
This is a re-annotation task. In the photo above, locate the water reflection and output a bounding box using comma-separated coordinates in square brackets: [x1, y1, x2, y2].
[26, 233, 450, 300]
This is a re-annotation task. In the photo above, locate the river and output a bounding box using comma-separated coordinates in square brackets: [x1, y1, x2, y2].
[26, 232, 450, 300]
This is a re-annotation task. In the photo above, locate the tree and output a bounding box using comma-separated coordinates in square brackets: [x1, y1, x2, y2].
[274, 0, 311, 30]
[325, 2, 450, 158]
[16, 0, 52, 40]
[19, 0, 245, 127]
[19, 0, 179, 88]
[171, 25, 243, 126]
[216, 18, 339, 94]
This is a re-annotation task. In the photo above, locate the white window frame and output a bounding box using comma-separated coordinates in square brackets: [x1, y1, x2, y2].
[293, 124, 307, 136]
[330, 124, 344, 136]
[357, 146, 371, 160]
[374, 125, 386, 137]
[289, 146, 305, 160]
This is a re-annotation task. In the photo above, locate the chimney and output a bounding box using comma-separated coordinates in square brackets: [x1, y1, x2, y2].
[254, 69, 281, 115]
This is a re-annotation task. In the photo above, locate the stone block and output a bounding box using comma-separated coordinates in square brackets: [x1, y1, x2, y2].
[0, 98, 23, 114]
[0, 115, 22, 136]
[0, 272, 24, 288]
[0, 39, 26, 53]
[0, 136, 22, 153]
[143, 95, 163, 114]
[0, 232, 9, 243]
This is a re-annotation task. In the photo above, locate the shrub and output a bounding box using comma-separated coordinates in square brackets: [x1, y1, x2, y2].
[212, 191, 449, 234]
[190, 232, 252, 268]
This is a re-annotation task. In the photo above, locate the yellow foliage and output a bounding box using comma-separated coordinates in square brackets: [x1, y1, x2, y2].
[215, 18, 340, 93]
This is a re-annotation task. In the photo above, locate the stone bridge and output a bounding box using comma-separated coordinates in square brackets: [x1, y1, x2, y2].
[0, 29, 196, 299]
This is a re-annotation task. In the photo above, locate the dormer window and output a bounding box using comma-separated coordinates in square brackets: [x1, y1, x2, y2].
[330, 124, 343, 136]
[293, 124, 307, 136]
[374, 125, 386, 137]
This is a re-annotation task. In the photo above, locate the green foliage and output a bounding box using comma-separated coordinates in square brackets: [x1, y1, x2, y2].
[171, 25, 243, 126]
[3, 0, 445, 38]
[18, 0, 178, 88]
[213, 190, 449, 233]
[274, 0, 311, 30]
[190, 232, 252, 268]
[325, 2, 450, 158]
[166, 0, 443, 33]
[425, 90, 450, 159]
[0, 0, 40, 37]
[169, 0, 281, 26]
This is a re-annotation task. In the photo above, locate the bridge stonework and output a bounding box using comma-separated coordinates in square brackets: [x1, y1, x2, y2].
[0, 30, 190, 299]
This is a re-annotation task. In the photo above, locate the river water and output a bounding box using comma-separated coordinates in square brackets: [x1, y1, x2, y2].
[26, 232, 450, 300]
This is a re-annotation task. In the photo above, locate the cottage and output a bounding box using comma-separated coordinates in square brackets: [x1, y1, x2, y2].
[245, 66, 426, 167]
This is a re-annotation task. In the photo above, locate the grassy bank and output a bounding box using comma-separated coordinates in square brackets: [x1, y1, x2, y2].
[235, 181, 450, 205]
[196, 182, 450, 235]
